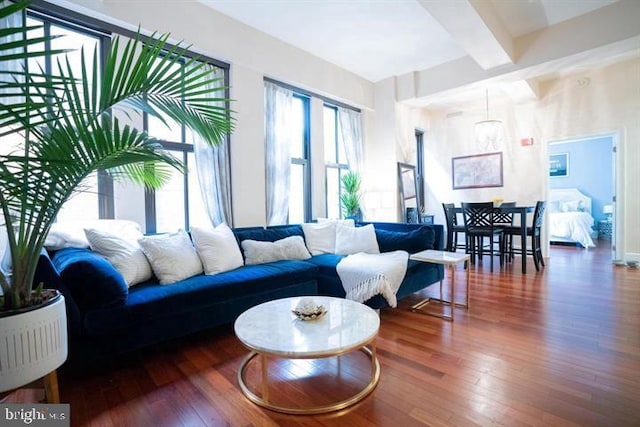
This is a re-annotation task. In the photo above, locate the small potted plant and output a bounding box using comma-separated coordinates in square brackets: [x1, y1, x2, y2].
[340, 171, 362, 221]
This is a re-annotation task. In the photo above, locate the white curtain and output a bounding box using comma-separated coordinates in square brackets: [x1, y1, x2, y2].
[192, 64, 233, 226]
[264, 81, 293, 225]
[338, 107, 364, 173]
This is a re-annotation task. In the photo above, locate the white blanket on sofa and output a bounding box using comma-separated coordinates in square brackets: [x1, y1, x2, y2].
[336, 250, 409, 308]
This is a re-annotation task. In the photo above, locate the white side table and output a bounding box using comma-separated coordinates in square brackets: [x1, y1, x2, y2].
[409, 250, 471, 321]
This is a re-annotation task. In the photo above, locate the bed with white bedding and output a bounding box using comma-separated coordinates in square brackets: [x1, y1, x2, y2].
[548, 188, 595, 248]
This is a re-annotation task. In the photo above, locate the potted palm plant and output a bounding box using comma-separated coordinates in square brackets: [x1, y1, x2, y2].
[340, 171, 362, 221]
[0, 0, 233, 398]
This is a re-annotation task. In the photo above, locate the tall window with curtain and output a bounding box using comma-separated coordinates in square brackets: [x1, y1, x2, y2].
[145, 60, 230, 233]
[324, 105, 349, 219]
[264, 81, 310, 225]
[324, 105, 363, 218]
[191, 64, 233, 227]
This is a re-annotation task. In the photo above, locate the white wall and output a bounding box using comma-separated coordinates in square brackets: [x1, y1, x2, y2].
[229, 65, 266, 226]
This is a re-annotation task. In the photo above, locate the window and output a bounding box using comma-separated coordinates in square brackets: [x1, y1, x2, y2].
[288, 95, 311, 224]
[324, 105, 349, 219]
[15, 5, 230, 232]
[22, 13, 110, 222]
[144, 59, 222, 233]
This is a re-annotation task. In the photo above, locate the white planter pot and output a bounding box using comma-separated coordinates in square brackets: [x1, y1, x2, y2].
[0, 294, 68, 392]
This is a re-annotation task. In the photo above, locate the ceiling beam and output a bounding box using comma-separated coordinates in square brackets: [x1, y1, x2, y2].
[400, 0, 640, 104]
[417, 0, 514, 70]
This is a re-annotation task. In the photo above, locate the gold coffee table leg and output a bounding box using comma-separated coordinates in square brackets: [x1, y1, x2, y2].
[237, 346, 380, 415]
[261, 354, 268, 403]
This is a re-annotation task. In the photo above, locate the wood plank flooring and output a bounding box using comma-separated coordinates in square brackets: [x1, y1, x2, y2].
[4, 241, 640, 426]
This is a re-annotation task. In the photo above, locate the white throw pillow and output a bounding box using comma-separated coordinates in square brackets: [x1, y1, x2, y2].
[334, 224, 380, 255]
[241, 236, 311, 265]
[190, 224, 244, 275]
[241, 240, 286, 265]
[278, 235, 312, 260]
[85, 228, 152, 287]
[302, 219, 355, 255]
[46, 219, 143, 250]
[138, 230, 203, 285]
[302, 222, 337, 255]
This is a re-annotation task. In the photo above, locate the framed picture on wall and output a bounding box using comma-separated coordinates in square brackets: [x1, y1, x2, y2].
[452, 152, 503, 189]
[549, 153, 569, 177]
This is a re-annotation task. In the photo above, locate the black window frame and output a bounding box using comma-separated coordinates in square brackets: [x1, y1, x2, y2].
[291, 93, 312, 223]
[323, 104, 350, 218]
[29, 1, 232, 232]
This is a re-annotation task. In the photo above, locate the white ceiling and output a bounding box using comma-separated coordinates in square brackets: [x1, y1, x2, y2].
[199, 0, 638, 108]
[201, 0, 468, 82]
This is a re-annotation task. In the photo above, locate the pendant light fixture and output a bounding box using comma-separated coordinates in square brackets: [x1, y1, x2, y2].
[475, 89, 504, 151]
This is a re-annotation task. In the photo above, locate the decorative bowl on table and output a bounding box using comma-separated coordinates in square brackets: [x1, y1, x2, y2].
[292, 298, 327, 321]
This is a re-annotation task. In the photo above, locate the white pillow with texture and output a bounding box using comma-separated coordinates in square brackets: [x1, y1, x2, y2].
[278, 235, 312, 260]
[241, 236, 311, 265]
[191, 224, 244, 275]
[334, 224, 380, 255]
[241, 239, 286, 265]
[46, 219, 143, 250]
[138, 230, 203, 285]
[85, 228, 152, 287]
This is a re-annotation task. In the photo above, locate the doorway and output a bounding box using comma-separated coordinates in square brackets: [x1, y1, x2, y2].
[548, 134, 617, 260]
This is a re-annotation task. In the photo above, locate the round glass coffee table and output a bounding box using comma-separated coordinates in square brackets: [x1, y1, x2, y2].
[234, 296, 380, 414]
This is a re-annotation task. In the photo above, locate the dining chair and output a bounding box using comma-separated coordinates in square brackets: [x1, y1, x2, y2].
[503, 201, 546, 271]
[442, 203, 466, 252]
[461, 202, 504, 272]
[493, 201, 516, 261]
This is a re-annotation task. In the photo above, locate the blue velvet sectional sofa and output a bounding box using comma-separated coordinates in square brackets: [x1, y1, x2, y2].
[35, 222, 444, 366]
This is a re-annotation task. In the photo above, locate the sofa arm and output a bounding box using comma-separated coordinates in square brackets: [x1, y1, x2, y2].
[34, 249, 82, 336]
[360, 222, 445, 252]
[51, 248, 128, 312]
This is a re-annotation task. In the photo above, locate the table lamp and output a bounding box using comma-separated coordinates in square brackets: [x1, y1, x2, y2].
[603, 204, 613, 221]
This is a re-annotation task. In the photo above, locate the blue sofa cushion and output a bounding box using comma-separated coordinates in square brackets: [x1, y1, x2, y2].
[234, 225, 304, 243]
[51, 247, 128, 311]
[375, 226, 435, 253]
[82, 259, 318, 335]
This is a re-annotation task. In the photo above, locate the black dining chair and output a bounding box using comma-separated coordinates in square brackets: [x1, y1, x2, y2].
[442, 203, 466, 252]
[462, 202, 504, 272]
[503, 201, 546, 271]
[493, 201, 516, 261]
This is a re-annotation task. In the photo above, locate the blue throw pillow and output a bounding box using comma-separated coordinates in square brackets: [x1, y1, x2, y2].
[234, 225, 303, 243]
[52, 247, 128, 311]
[375, 226, 435, 253]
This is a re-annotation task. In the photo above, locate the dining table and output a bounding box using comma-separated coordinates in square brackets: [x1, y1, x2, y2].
[450, 205, 535, 274]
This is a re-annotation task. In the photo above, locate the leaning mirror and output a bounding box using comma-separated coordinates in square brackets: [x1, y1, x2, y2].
[397, 162, 419, 222]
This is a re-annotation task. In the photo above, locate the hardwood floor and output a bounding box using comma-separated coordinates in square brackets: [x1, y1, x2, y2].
[5, 241, 640, 426]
